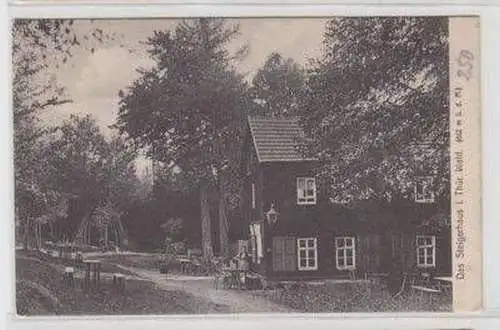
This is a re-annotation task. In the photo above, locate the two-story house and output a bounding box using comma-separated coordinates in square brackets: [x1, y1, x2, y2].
[240, 116, 451, 281]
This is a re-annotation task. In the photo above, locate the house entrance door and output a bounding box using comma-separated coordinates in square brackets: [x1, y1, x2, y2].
[272, 236, 296, 272]
[391, 233, 415, 272]
[360, 234, 381, 273]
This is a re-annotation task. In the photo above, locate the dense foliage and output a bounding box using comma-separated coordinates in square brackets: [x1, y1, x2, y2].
[45, 115, 139, 241]
[116, 18, 249, 257]
[249, 52, 306, 118]
[300, 17, 449, 205]
[13, 17, 451, 252]
[12, 19, 137, 247]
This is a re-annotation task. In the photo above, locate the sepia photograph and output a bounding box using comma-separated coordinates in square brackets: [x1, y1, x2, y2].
[12, 16, 479, 316]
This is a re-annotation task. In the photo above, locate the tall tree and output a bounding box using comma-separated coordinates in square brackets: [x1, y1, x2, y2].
[12, 20, 99, 248]
[250, 52, 306, 118]
[12, 19, 118, 248]
[116, 19, 248, 258]
[45, 114, 139, 242]
[301, 17, 449, 206]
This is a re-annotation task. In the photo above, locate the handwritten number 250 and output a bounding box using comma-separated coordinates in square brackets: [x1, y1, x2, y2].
[457, 50, 474, 81]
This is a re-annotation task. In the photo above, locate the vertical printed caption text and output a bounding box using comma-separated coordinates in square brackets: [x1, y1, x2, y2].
[453, 49, 474, 281]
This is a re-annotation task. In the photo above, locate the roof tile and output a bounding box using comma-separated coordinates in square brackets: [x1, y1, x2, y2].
[248, 116, 317, 163]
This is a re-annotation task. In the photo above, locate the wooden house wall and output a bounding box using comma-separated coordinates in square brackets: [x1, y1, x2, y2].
[240, 134, 451, 279]
[261, 162, 320, 230]
[258, 230, 451, 280]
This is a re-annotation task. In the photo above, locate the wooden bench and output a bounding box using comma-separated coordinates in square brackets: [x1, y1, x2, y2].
[411, 285, 441, 305]
[434, 276, 453, 293]
[411, 285, 441, 293]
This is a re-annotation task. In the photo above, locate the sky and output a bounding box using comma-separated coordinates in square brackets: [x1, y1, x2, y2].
[38, 18, 328, 175]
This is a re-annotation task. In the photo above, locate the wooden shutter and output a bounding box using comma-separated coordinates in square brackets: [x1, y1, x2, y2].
[391, 234, 401, 257]
[360, 234, 381, 272]
[283, 237, 297, 271]
[407, 235, 417, 269]
[272, 237, 296, 271]
[272, 237, 284, 271]
[401, 234, 416, 270]
[359, 235, 369, 270]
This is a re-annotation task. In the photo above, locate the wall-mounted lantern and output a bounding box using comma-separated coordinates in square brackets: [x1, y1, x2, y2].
[266, 203, 279, 225]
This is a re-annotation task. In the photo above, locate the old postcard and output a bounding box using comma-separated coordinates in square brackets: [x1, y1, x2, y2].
[12, 16, 481, 315]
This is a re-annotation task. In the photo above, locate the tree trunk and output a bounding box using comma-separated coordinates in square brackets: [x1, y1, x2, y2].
[104, 225, 109, 247]
[24, 216, 32, 250]
[200, 181, 213, 259]
[23, 216, 29, 250]
[218, 175, 230, 257]
[36, 221, 41, 250]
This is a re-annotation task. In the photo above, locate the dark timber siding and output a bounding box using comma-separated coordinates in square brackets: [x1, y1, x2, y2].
[240, 119, 451, 280]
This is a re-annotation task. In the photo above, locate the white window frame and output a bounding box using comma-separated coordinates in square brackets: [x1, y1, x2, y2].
[297, 177, 317, 205]
[251, 183, 256, 209]
[335, 236, 356, 270]
[414, 176, 435, 203]
[297, 237, 318, 271]
[416, 235, 436, 268]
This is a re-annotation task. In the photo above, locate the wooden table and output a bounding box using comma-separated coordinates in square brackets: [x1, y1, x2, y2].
[178, 258, 192, 274]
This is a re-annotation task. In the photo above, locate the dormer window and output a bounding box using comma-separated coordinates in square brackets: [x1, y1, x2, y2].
[414, 176, 434, 203]
[297, 177, 316, 205]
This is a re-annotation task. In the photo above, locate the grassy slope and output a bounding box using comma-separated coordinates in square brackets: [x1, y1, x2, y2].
[15, 251, 229, 316]
[251, 281, 452, 313]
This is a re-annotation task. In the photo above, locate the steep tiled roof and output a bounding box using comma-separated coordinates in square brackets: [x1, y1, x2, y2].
[248, 116, 317, 163]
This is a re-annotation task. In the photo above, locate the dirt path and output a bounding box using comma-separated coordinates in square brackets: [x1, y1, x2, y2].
[118, 266, 294, 313]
